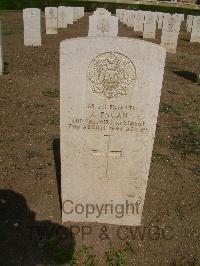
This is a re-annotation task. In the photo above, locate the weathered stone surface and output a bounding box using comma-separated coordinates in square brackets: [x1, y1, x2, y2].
[122, 10, 132, 25]
[88, 15, 118, 37]
[73, 7, 78, 21]
[190, 16, 200, 43]
[161, 14, 181, 53]
[58, 6, 68, 28]
[143, 12, 156, 39]
[134, 11, 145, 32]
[45, 7, 58, 34]
[156, 12, 164, 29]
[23, 8, 41, 46]
[0, 22, 3, 75]
[66, 7, 73, 24]
[94, 8, 111, 16]
[60, 37, 166, 226]
[127, 11, 135, 28]
[186, 15, 194, 32]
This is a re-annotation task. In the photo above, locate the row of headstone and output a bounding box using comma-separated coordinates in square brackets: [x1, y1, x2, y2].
[23, 7, 85, 46]
[60, 15, 166, 225]
[57, 6, 84, 29]
[187, 15, 200, 42]
[117, 9, 185, 53]
[0, 22, 3, 75]
[88, 8, 118, 37]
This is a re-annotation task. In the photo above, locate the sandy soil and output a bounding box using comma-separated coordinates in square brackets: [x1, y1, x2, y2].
[0, 11, 199, 266]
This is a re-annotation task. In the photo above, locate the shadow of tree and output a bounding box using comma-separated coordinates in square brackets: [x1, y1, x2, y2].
[0, 189, 75, 265]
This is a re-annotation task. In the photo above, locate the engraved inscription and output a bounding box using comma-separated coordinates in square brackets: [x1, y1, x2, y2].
[92, 135, 122, 179]
[87, 52, 136, 100]
[96, 18, 110, 33]
[68, 103, 148, 133]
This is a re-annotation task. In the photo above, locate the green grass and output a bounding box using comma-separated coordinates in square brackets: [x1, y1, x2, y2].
[15, 99, 24, 108]
[152, 152, 174, 166]
[70, 245, 96, 266]
[171, 122, 200, 156]
[48, 114, 60, 126]
[2, 29, 14, 35]
[123, 242, 136, 254]
[43, 88, 59, 98]
[38, 237, 75, 265]
[175, 204, 184, 220]
[192, 166, 200, 176]
[105, 246, 126, 266]
[26, 149, 42, 159]
[160, 103, 181, 117]
[3, 62, 10, 75]
[168, 62, 177, 71]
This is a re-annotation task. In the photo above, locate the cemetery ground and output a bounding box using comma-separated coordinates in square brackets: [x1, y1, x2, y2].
[0, 10, 200, 266]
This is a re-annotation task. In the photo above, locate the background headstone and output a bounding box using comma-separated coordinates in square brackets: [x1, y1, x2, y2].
[0, 22, 3, 75]
[122, 10, 132, 26]
[161, 14, 181, 53]
[127, 11, 135, 28]
[60, 37, 166, 226]
[143, 12, 156, 39]
[23, 8, 41, 46]
[73, 7, 78, 22]
[186, 15, 194, 32]
[156, 12, 164, 30]
[190, 16, 200, 43]
[66, 7, 73, 24]
[88, 15, 118, 37]
[58, 6, 68, 28]
[94, 8, 111, 16]
[45, 7, 58, 34]
[134, 11, 145, 32]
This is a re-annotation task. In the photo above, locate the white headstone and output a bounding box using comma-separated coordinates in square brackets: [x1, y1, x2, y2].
[23, 8, 41, 46]
[88, 15, 118, 37]
[94, 8, 111, 16]
[143, 12, 156, 39]
[190, 16, 200, 43]
[119, 10, 126, 23]
[161, 14, 181, 53]
[186, 15, 194, 32]
[73, 7, 78, 22]
[156, 12, 164, 30]
[60, 37, 166, 226]
[66, 7, 73, 24]
[58, 6, 68, 28]
[122, 10, 132, 26]
[180, 14, 185, 21]
[0, 22, 3, 75]
[116, 9, 121, 18]
[134, 11, 145, 32]
[81, 7, 85, 18]
[45, 7, 58, 34]
[127, 11, 135, 28]
[78, 7, 84, 18]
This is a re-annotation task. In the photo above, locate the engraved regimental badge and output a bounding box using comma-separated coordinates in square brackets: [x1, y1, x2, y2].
[87, 52, 136, 100]
[96, 18, 110, 33]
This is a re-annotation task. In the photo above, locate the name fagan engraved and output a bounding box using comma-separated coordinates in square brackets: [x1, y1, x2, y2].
[68, 103, 148, 133]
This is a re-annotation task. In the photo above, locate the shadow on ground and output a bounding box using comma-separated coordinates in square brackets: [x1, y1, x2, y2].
[0, 189, 75, 266]
[53, 138, 62, 211]
[172, 70, 197, 82]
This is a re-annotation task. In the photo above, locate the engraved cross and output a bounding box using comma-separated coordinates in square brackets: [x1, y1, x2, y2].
[92, 135, 122, 180]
